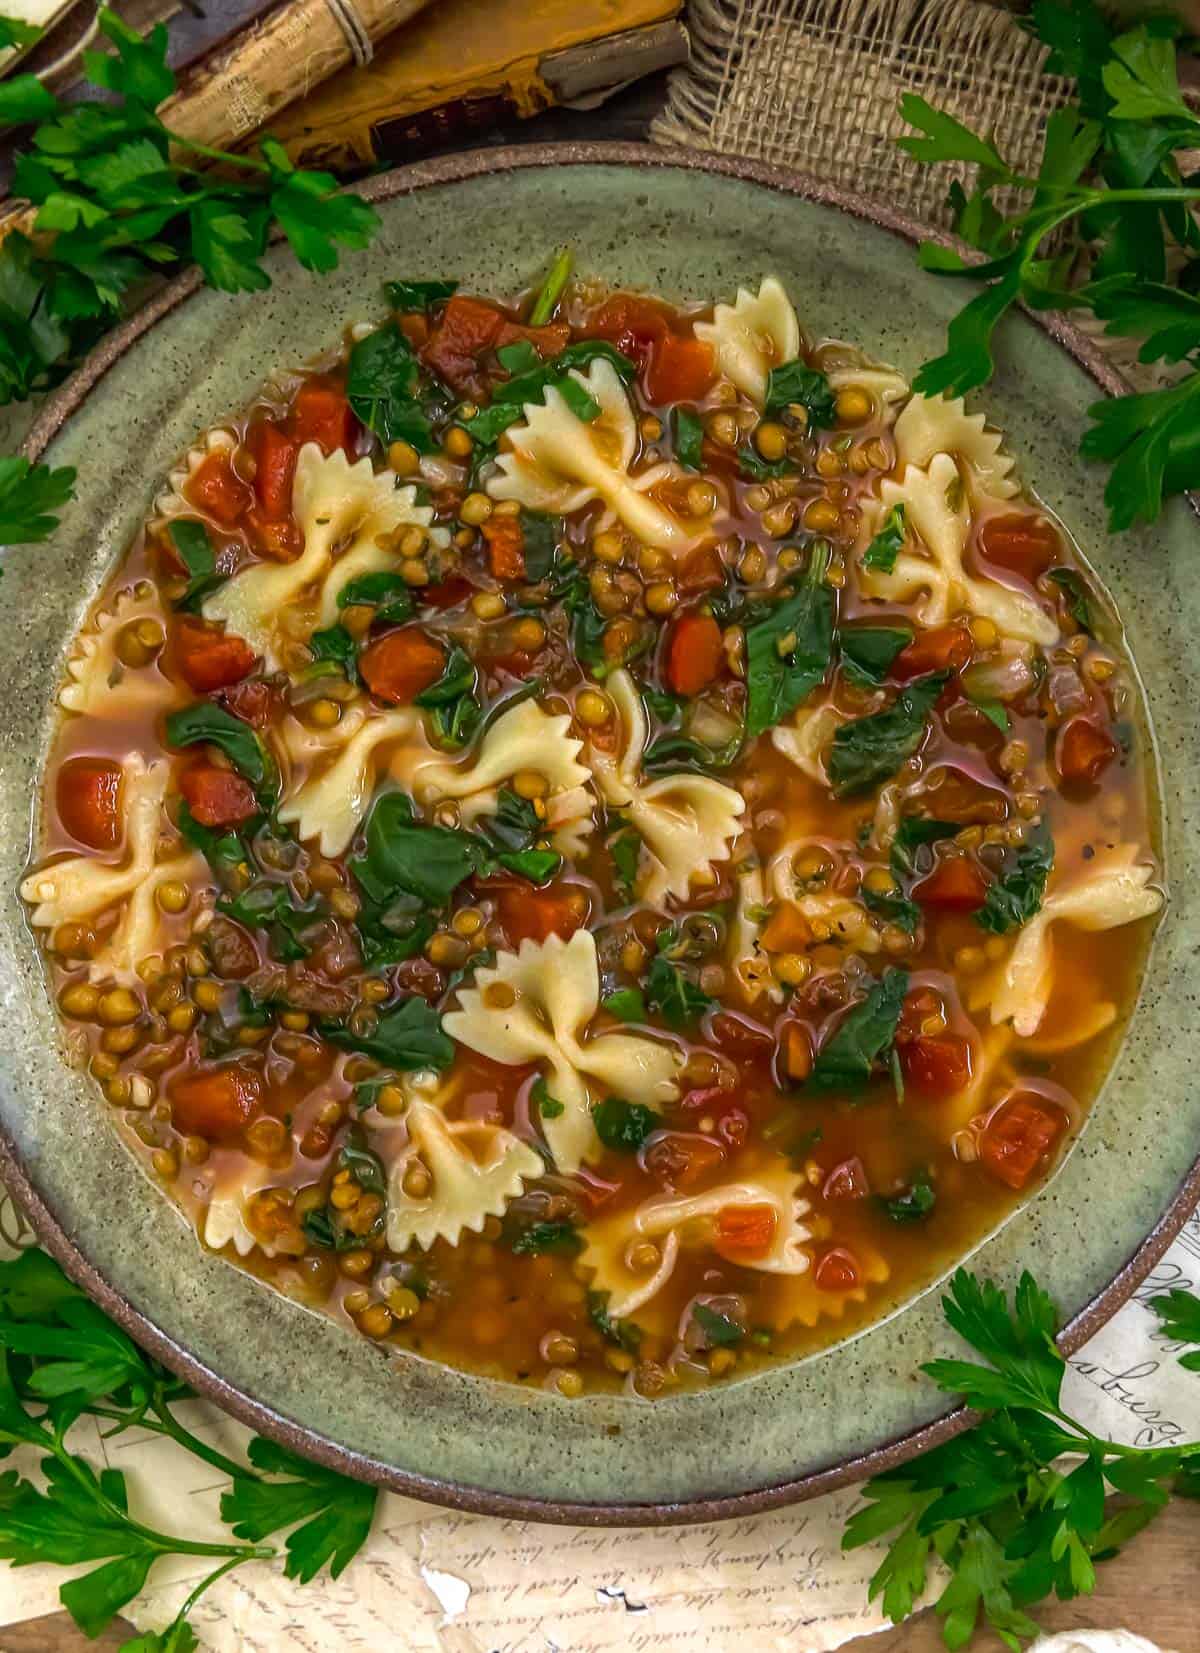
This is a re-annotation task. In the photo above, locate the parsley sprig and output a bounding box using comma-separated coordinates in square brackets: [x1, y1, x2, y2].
[0, 7, 380, 546]
[844, 1267, 1200, 1647]
[0, 1247, 376, 1644]
[899, 0, 1200, 529]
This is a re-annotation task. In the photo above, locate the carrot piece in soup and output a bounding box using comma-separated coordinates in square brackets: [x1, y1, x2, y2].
[814, 1246, 860, 1291]
[180, 764, 258, 828]
[495, 884, 584, 946]
[359, 628, 446, 704]
[891, 622, 972, 680]
[481, 513, 525, 580]
[175, 616, 259, 693]
[1057, 715, 1118, 786]
[185, 452, 252, 527]
[899, 1032, 973, 1098]
[714, 1202, 778, 1260]
[760, 901, 812, 953]
[913, 855, 989, 911]
[666, 612, 724, 695]
[289, 381, 356, 456]
[171, 1064, 262, 1140]
[645, 333, 715, 404]
[251, 422, 298, 518]
[978, 513, 1059, 581]
[979, 1094, 1066, 1189]
[57, 757, 123, 850]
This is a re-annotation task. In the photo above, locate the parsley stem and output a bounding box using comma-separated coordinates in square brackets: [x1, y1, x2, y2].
[150, 1392, 262, 1484]
[165, 132, 270, 174]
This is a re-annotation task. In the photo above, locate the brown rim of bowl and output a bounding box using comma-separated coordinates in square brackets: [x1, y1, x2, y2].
[13, 139, 1200, 1527]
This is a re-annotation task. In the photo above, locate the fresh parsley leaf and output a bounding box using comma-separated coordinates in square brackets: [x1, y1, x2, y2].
[807, 968, 909, 1093]
[966, 689, 1010, 733]
[840, 622, 913, 684]
[862, 885, 921, 934]
[168, 519, 226, 611]
[480, 787, 539, 854]
[220, 1434, 376, 1582]
[828, 673, 948, 797]
[764, 360, 837, 426]
[0, 15, 44, 48]
[592, 1096, 658, 1153]
[673, 406, 706, 469]
[0, 456, 77, 544]
[1081, 374, 1200, 531]
[897, 92, 1009, 171]
[1150, 1288, 1200, 1372]
[337, 570, 413, 623]
[346, 324, 435, 451]
[510, 1220, 582, 1256]
[881, 1177, 937, 1223]
[975, 822, 1054, 934]
[385, 278, 457, 311]
[744, 541, 836, 737]
[588, 1291, 642, 1354]
[414, 644, 480, 747]
[324, 995, 454, 1071]
[165, 702, 278, 805]
[644, 947, 713, 1030]
[861, 503, 907, 573]
[691, 1303, 743, 1347]
[603, 987, 647, 1023]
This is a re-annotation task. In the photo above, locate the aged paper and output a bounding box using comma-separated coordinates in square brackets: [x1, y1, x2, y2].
[0, 1187, 1196, 1650]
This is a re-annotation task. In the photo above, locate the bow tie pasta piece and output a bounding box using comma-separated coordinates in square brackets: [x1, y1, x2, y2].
[767, 847, 882, 955]
[21, 756, 203, 984]
[761, 1240, 890, 1331]
[152, 426, 239, 526]
[203, 447, 429, 667]
[405, 697, 594, 857]
[386, 1096, 542, 1252]
[443, 929, 679, 1174]
[580, 1163, 813, 1318]
[589, 671, 745, 904]
[60, 585, 173, 718]
[988, 847, 1162, 1036]
[771, 700, 848, 788]
[826, 363, 911, 409]
[859, 454, 1058, 646]
[729, 860, 782, 1005]
[892, 392, 1019, 502]
[485, 358, 711, 556]
[694, 276, 800, 406]
[278, 707, 423, 856]
[204, 1164, 285, 1259]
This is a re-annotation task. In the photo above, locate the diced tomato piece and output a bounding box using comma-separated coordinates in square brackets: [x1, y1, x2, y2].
[892, 623, 972, 680]
[481, 513, 525, 580]
[679, 1086, 750, 1149]
[495, 883, 584, 946]
[171, 1065, 262, 1141]
[644, 1131, 725, 1190]
[900, 1032, 973, 1099]
[398, 312, 430, 348]
[288, 381, 356, 456]
[760, 901, 812, 953]
[185, 452, 252, 528]
[495, 319, 570, 359]
[250, 422, 298, 518]
[180, 763, 258, 828]
[814, 1246, 860, 1292]
[421, 575, 474, 610]
[666, 612, 724, 696]
[822, 1157, 870, 1201]
[57, 757, 123, 850]
[246, 509, 302, 562]
[645, 333, 716, 404]
[979, 1093, 1067, 1189]
[174, 617, 259, 694]
[714, 1202, 778, 1260]
[217, 677, 279, 729]
[586, 294, 669, 362]
[1057, 716, 1118, 786]
[897, 985, 944, 1044]
[422, 295, 505, 390]
[359, 627, 446, 705]
[979, 513, 1059, 581]
[916, 765, 1009, 826]
[914, 855, 989, 911]
[678, 544, 726, 593]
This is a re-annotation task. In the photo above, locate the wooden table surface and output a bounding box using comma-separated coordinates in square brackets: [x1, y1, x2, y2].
[6, 52, 1200, 1653]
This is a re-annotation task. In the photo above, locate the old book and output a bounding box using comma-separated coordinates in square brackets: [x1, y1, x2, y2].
[258, 0, 685, 173]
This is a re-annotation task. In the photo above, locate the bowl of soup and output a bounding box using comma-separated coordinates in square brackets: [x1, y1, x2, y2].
[1, 144, 1197, 1519]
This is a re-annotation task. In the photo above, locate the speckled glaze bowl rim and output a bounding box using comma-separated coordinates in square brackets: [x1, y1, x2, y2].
[9, 140, 1200, 1527]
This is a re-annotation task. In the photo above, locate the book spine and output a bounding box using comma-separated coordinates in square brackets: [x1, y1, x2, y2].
[282, 19, 689, 172]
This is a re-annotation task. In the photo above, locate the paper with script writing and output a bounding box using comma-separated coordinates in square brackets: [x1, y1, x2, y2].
[0, 1184, 1196, 1651]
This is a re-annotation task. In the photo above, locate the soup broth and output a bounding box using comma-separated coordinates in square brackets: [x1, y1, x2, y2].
[22, 273, 1162, 1397]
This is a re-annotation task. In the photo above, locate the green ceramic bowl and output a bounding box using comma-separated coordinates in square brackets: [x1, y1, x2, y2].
[3, 145, 1198, 1522]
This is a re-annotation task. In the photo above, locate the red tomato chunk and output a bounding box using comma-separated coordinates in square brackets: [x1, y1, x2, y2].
[978, 513, 1059, 581]
[666, 613, 724, 696]
[900, 1033, 973, 1099]
[359, 629, 446, 704]
[289, 381, 356, 456]
[57, 757, 123, 850]
[980, 1094, 1067, 1189]
[171, 1065, 262, 1141]
[175, 617, 259, 694]
[185, 452, 252, 527]
[1057, 716, 1118, 786]
[814, 1247, 860, 1292]
[180, 764, 258, 828]
[914, 856, 989, 912]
